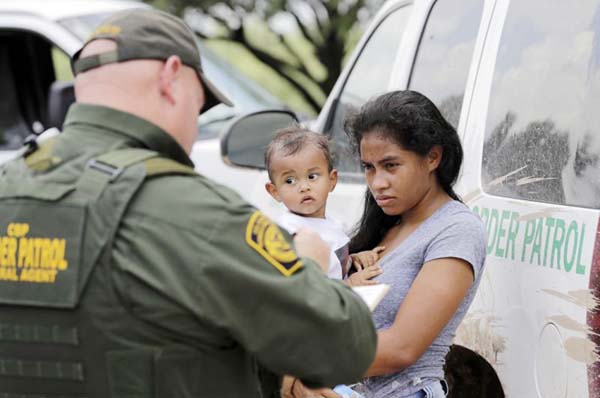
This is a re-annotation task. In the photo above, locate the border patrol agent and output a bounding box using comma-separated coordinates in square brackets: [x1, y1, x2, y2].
[0, 9, 376, 398]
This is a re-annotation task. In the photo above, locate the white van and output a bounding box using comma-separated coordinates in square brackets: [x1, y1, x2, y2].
[215, 0, 600, 397]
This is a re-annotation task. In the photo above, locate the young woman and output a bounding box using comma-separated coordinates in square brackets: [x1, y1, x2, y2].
[289, 90, 486, 398]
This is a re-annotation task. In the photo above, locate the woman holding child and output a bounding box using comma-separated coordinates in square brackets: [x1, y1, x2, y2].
[287, 90, 486, 398]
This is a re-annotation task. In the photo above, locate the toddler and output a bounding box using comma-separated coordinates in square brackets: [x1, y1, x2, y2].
[264, 125, 384, 286]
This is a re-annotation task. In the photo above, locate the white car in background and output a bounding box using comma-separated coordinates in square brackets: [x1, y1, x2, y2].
[0, 0, 281, 165]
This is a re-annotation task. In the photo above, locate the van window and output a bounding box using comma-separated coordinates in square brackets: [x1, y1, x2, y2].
[408, 0, 484, 128]
[326, 5, 412, 173]
[481, 0, 600, 208]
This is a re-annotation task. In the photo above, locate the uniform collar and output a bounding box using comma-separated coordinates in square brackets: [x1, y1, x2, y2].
[63, 103, 194, 167]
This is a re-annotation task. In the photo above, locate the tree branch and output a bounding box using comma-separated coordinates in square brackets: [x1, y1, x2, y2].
[247, 45, 322, 111]
[209, 13, 233, 30]
[305, 0, 327, 38]
[319, 0, 336, 23]
[336, 0, 363, 36]
[193, 29, 209, 39]
[286, 5, 321, 45]
[275, 33, 315, 79]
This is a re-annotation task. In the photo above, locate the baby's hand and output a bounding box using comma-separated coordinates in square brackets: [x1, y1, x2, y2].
[345, 266, 383, 287]
[350, 246, 385, 270]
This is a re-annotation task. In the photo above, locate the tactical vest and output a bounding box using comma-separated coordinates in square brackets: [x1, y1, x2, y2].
[0, 140, 261, 397]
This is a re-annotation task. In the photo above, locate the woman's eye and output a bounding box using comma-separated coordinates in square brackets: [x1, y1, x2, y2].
[361, 163, 373, 171]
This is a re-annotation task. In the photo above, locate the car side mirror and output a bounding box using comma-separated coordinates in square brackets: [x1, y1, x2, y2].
[221, 110, 298, 169]
[46, 81, 75, 130]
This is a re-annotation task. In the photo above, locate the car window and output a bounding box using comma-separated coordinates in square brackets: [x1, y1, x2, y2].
[0, 31, 57, 150]
[481, 0, 600, 208]
[51, 47, 74, 82]
[326, 5, 412, 173]
[0, 43, 28, 149]
[408, 0, 484, 129]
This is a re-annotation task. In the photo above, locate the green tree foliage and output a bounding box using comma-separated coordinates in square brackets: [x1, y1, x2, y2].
[146, 0, 384, 113]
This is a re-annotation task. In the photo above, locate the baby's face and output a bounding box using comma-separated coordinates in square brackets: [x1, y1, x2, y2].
[267, 146, 337, 218]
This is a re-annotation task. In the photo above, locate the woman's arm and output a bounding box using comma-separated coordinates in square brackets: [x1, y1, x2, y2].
[366, 257, 474, 377]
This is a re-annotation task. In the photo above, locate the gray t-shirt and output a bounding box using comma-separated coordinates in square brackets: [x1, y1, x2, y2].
[364, 200, 486, 398]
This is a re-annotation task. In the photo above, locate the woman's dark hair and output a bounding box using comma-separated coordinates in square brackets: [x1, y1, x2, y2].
[345, 90, 463, 253]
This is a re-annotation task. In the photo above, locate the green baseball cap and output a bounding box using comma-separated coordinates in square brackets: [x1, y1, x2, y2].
[71, 8, 233, 113]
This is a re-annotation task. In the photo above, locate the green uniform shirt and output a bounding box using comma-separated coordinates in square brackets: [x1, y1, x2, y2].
[57, 104, 376, 393]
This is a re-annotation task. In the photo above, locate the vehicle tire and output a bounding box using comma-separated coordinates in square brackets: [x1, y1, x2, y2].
[444, 344, 505, 398]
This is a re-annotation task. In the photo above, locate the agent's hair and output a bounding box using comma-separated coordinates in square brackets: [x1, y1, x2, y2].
[344, 90, 463, 253]
[265, 124, 333, 181]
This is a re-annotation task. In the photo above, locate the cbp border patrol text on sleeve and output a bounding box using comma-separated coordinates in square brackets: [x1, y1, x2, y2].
[0, 9, 376, 398]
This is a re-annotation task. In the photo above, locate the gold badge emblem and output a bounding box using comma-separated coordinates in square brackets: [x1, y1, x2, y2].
[89, 24, 122, 40]
[246, 211, 302, 276]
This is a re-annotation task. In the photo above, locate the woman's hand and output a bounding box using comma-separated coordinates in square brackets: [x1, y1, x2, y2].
[350, 246, 385, 270]
[345, 266, 383, 287]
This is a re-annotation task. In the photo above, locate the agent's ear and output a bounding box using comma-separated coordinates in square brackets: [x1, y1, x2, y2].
[158, 55, 183, 106]
[329, 169, 338, 192]
[265, 181, 282, 202]
[427, 145, 443, 171]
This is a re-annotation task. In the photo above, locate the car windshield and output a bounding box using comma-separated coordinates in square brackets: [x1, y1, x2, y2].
[59, 12, 281, 139]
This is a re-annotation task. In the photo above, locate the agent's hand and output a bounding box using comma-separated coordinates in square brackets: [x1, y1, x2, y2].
[345, 266, 383, 287]
[291, 378, 341, 398]
[281, 375, 296, 398]
[350, 246, 385, 270]
[294, 228, 330, 274]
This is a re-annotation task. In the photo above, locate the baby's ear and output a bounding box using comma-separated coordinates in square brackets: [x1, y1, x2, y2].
[329, 169, 338, 191]
[265, 182, 281, 202]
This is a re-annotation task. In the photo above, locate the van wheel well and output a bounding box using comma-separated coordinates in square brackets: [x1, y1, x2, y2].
[444, 344, 505, 398]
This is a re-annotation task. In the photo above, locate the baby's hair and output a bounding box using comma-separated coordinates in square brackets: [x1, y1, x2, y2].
[265, 124, 333, 181]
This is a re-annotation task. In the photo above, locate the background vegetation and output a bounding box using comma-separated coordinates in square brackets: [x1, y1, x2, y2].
[145, 0, 384, 115]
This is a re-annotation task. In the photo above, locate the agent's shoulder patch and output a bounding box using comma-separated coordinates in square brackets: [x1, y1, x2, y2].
[245, 211, 302, 276]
